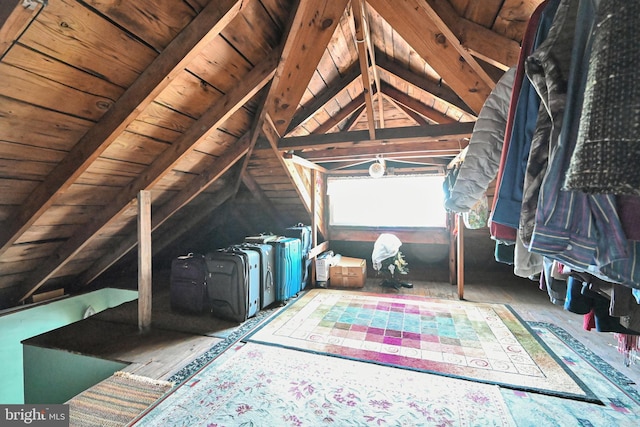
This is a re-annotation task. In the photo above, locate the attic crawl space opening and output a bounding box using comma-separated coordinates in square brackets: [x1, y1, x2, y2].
[326, 174, 447, 228]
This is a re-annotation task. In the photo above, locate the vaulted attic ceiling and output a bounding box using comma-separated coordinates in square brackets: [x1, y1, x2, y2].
[0, 0, 542, 309]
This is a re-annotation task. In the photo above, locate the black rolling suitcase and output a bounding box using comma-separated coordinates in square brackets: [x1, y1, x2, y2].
[170, 253, 209, 314]
[283, 224, 312, 290]
[205, 248, 260, 323]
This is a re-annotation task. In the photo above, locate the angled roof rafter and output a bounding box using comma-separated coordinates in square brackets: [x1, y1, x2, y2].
[0, 0, 245, 259]
[266, 0, 351, 136]
[382, 93, 431, 126]
[286, 62, 361, 135]
[18, 48, 278, 302]
[312, 92, 365, 135]
[351, 0, 376, 139]
[380, 81, 456, 124]
[423, 0, 521, 70]
[364, 0, 492, 114]
[375, 52, 475, 116]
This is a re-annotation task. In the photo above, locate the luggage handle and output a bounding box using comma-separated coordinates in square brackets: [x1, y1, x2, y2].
[177, 252, 204, 260]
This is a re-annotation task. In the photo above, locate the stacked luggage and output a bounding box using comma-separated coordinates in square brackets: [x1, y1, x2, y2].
[244, 234, 303, 304]
[169, 253, 209, 314]
[283, 224, 312, 290]
[238, 242, 276, 309]
[169, 226, 310, 322]
[205, 246, 260, 323]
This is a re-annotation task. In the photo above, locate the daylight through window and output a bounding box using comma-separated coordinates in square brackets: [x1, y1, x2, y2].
[327, 175, 446, 227]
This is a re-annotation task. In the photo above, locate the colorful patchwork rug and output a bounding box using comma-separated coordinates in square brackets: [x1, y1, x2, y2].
[131, 342, 516, 426]
[246, 289, 597, 401]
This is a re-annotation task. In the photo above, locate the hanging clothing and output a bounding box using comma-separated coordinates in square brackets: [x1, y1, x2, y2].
[489, 0, 558, 244]
[445, 68, 516, 213]
[514, 233, 543, 279]
[617, 195, 640, 241]
[564, 0, 640, 195]
[526, 0, 620, 268]
[518, 0, 577, 246]
[564, 276, 637, 334]
[542, 257, 567, 305]
[526, 0, 640, 289]
[489, 0, 561, 231]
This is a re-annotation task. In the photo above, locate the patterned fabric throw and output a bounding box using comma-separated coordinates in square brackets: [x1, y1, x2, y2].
[564, 0, 640, 194]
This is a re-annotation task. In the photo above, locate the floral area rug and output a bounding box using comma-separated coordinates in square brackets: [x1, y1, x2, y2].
[246, 289, 596, 401]
[130, 342, 516, 427]
[502, 322, 640, 427]
[166, 305, 283, 385]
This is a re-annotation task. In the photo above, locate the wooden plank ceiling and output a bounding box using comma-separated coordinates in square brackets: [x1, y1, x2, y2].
[0, 0, 542, 309]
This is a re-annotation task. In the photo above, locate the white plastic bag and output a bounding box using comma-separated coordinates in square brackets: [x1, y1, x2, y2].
[372, 234, 402, 271]
[462, 194, 489, 229]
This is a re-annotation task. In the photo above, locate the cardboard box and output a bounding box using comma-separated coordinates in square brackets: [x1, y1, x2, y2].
[329, 256, 367, 288]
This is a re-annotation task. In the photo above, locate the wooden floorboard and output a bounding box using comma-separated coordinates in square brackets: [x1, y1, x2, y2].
[40, 266, 640, 392]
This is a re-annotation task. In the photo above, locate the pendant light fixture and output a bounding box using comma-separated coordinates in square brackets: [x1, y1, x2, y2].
[369, 155, 386, 178]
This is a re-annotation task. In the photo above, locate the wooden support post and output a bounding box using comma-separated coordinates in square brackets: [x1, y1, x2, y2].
[448, 212, 456, 286]
[456, 213, 464, 300]
[138, 190, 152, 333]
[310, 169, 318, 286]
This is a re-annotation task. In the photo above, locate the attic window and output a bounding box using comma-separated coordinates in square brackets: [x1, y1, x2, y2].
[327, 175, 446, 227]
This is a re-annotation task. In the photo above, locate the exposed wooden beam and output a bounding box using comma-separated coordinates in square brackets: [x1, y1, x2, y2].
[0, 0, 244, 259]
[414, 0, 496, 89]
[267, 0, 350, 136]
[330, 227, 450, 245]
[67, 135, 252, 287]
[17, 50, 277, 302]
[361, 2, 384, 129]
[233, 86, 271, 197]
[327, 165, 445, 174]
[277, 122, 474, 151]
[312, 93, 365, 135]
[457, 212, 464, 299]
[298, 140, 465, 161]
[137, 190, 152, 333]
[380, 82, 456, 124]
[310, 168, 319, 251]
[241, 170, 289, 230]
[382, 93, 432, 126]
[263, 114, 312, 213]
[367, 0, 490, 113]
[375, 52, 475, 116]
[151, 138, 252, 231]
[308, 241, 330, 260]
[151, 190, 235, 258]
[286, 62, 361, 134]
[351, 0, 376, 139]
[424, 0, 520, 70]
[342, 104, 367, 131]
[0, 0, 44, 58]
[289, 154, 328, 172]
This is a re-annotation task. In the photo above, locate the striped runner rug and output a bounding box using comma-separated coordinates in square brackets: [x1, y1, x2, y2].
[66, 371, 173, 427]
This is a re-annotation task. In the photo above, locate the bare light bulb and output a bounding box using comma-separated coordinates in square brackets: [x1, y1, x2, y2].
[369, 161, 385, 178]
